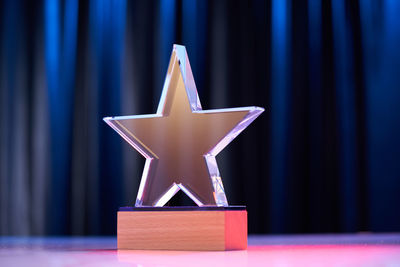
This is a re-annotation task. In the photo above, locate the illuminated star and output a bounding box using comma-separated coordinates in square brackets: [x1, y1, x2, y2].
[104, 45, 264, 207]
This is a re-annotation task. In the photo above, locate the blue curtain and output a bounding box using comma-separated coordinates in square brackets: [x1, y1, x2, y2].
[0, 0, 399, 235]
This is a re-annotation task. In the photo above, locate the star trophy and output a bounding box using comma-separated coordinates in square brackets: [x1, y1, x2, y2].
[104, 45, 264, 251]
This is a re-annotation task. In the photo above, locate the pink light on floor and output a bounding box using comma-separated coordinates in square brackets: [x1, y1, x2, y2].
[117, 244, 400, 267]
[1, 236, 399, 266]
[246, 245, 400, 266]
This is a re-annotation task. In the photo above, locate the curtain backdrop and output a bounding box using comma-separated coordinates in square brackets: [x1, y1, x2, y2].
[1, 0, 399, 235]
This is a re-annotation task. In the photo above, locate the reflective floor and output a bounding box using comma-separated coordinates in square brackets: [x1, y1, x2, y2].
[0, 234, 399, 266]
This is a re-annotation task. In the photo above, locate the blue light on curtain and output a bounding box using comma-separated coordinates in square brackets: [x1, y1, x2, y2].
[160, 0, 176, 78]
[307, 0, 325, 231]
[0, 0, 31, 235]
[360, 0, 400, 231]
[269, 0, 291, 233]
[181, 0, 207, 96]
[45, 0, 78, 234]
[89, 0, 127, 234]
[331, 0, 358, 232]
[182, 0, 197, 64]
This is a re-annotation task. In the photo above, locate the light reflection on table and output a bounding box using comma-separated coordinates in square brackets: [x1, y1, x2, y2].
[0, 234, 399, 266]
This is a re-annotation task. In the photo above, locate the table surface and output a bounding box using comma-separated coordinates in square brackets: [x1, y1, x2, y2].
[1, 234, 399, 266]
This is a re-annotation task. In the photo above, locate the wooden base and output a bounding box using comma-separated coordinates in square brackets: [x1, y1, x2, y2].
[117, 206, 247, 251]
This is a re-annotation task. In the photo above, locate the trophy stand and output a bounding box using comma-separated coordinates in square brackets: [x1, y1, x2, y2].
[104, 45, 263, 251]
[117, 206, 247, 251]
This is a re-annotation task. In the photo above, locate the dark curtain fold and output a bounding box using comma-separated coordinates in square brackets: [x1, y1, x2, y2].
[0, 0, 399, 235]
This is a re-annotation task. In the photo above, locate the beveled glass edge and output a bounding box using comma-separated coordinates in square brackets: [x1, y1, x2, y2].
[102, 107, 264, 121]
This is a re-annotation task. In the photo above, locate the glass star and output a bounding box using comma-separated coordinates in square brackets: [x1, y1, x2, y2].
[104, 45, 264, 207]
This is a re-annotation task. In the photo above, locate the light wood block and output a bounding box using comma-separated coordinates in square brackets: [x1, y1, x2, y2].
[117, 207, 247, 251]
